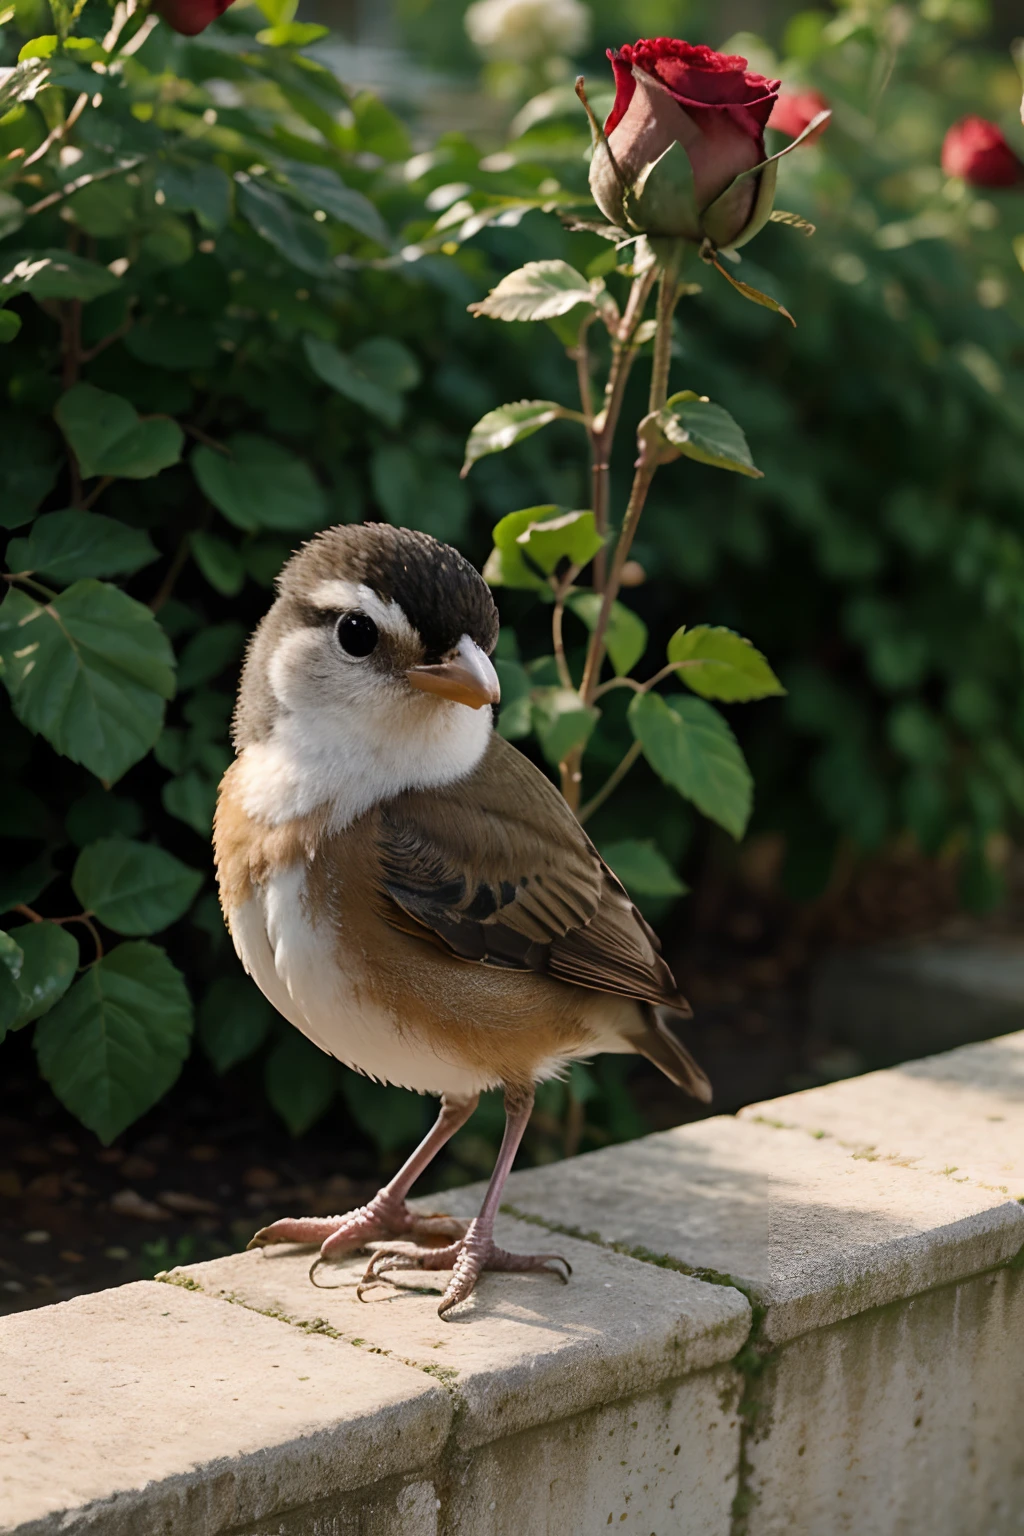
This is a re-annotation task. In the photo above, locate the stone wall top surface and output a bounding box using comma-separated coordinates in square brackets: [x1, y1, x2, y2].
[0, 1279, 450, 1536]
[171, 1208, 751, 1451]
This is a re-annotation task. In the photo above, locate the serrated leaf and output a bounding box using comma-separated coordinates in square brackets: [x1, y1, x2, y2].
[162, 770, 217, 836]
[483, 505, 560, 591]
[34, 942, 193, 1144]
[237, 176, 330, 276]
[532, 686, 599, 766]
[628, 691, 753, 839]
[72, 838, 202, 936]
[265, 1029, 337, 1136]
[599, 839, 688, 898]
[462, 399, 570, 476]
[568, 592, 648, 677]
[55, 384, 183, 481]
[3, 920, 78, 1029]
[0, 248, 119, 302]
[340, 1072, 431, 1155]
[283, 162, 391, 246]
[198, 976, 274, 1074]
[0, 581, 176, 783]
[517, 509, 603, 575]
[7, 510, 159, 584]
[667, 625, 784, 702]
[0, 929, 25, 1040]
[193, 434, 326, 533]
[190, 531, 244, 597]
[468, 259, 598, 322]
[303, 335, 405, 427]
[659, 394, 763, 479]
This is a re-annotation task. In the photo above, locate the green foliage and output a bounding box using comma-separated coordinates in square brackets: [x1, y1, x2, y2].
[2, 0, 1023, 1159]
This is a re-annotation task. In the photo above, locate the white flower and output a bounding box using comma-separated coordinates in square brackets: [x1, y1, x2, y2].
[464, 0, 590, 64]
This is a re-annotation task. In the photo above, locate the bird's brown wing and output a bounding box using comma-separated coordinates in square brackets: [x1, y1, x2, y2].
[373, 733, 690, 1014]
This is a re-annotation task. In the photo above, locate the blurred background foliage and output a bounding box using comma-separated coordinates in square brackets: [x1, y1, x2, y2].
[1, 0, 1023, 1179]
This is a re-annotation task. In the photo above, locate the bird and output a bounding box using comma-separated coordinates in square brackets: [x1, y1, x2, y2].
[214, 522, 710, 1318]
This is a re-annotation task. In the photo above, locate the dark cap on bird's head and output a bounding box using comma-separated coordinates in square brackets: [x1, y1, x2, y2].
[234, 523, 500, 750]
[280, 523, 498, 662]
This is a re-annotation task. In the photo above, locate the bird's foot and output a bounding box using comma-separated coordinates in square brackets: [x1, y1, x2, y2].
[247, 1190, 467, 1270]
[356, 1216, 571, 1318]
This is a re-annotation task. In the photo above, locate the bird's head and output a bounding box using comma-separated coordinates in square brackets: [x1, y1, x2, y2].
[232, 524, 501, 824]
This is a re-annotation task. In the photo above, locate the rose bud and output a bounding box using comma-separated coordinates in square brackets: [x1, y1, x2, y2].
[588, 38, 783, 249]
[769, 88, 830, 145]
[153, 0, 234, 36]
[941, 116, 1024, 189]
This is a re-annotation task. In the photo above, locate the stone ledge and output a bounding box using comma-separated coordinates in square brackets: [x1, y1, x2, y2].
[171, 1209, 751, 1450]
[0, 1279, 451, 1536]
[493, 1109, 1024, 1344]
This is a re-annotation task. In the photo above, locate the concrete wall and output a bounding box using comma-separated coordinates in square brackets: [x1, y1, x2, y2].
[3, 1030, 1022, 1536]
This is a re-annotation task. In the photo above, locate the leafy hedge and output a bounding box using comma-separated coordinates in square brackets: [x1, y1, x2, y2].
[1, 0, 1023, 1156]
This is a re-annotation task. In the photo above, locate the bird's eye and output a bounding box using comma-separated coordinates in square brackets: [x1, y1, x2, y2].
[335, 612, 379, 658]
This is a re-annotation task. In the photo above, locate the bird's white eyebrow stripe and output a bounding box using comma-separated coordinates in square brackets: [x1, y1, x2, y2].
[308, 580, 419, 644]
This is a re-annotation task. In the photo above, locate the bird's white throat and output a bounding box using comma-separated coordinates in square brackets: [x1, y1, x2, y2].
[233, 690, 493, 828]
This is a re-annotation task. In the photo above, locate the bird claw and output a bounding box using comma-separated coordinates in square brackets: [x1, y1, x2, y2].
[246, 1201, 467, 1259]
[356, 1222, 572, 1317]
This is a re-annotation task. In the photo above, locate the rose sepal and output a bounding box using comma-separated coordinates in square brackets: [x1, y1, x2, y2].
[704, 107, 831, 251]
[624, 140, 701, 241]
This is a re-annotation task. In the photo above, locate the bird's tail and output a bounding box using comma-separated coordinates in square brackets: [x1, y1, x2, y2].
[630, 1005, 712, 1103]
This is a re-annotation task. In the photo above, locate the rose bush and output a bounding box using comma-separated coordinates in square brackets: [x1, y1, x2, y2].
[588, 39, 782, 248]
[941, 116, 1024, 188]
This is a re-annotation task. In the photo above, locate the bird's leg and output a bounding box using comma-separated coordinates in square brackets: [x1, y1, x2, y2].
[247, 1092, 478, 1260]
[360, 1085, 571, 1318]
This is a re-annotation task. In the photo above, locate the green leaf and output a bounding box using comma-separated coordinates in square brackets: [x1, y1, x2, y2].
[303, 335, 404, 428]
[532, 686, 599, 766]
[265, 1029, 338, 1135]
[494, 657, 532, 741]
[7, 511, 159, 584]
[3, 920, 78, 1029]
[0, 581, 176, 783]
[666, 625, 784, 702]
[628, 692, 753, 839]
[55, 384, 183, 481]
[0, 309, 22, 343]
[193, 434, 326, 533]
[66, 785, 143, 847]
[236, 176, 330, 276]
[568, 592, 648, 677]
[154, 160, 232, 232]
[0, 248, 120, 302]
[0, 416, 59, 529]
[257, 20, 329, 45]
[283, 162, 391, 246]
[124, 313, 218, 372]
[18, 34, 57, 59]
[35, 942, 193, 1144]
[461, 399, 572, 477]
[468, 260, 598, 322]
[162, 770, 217, 836]
[517, 509, 603, 576]
[599, 839, 688, 898]
[0, 929, 25, 1041]
[658, 394, 763, 479]
[0, 854, 56, 915]
[483, 505, 561, 591]
[190, 530, 244, 597]
[340, 1072, 432, 1156]
[72, 838, 203, 936]
[198, 975, 274, 1074]
[175, 622, 245, 691]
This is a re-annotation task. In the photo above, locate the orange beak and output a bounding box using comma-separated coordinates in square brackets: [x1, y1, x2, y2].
[406, 635, 501, 711]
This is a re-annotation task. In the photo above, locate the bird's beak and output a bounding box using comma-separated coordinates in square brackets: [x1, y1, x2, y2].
[406, 634, 501, 710]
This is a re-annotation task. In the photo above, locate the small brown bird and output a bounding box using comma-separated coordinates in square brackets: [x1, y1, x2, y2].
[215, 524, 710, 1317]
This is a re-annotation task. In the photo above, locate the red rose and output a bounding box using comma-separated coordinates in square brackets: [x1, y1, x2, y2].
[768, 89, 830, 145]
[589, 38, 781, 247]
[941, 117, 1024, 189]
[153, 0, 234, 36]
